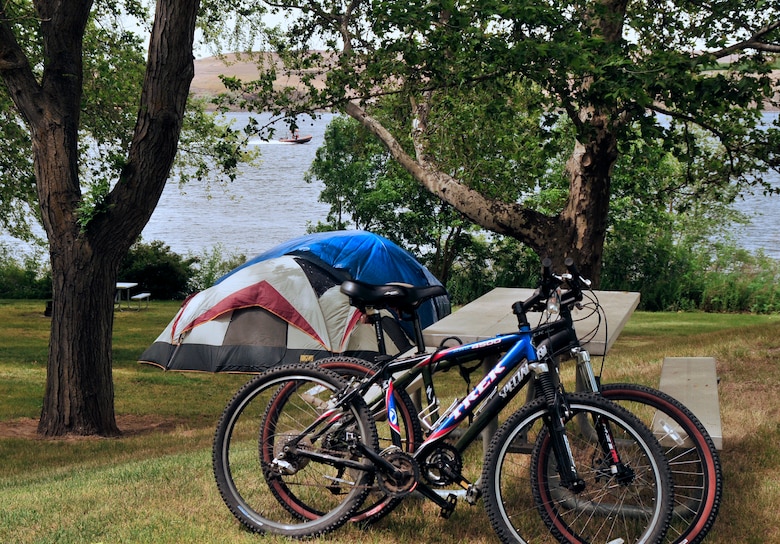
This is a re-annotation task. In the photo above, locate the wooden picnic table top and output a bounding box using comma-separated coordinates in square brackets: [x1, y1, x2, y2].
[422, 287, 640, 356]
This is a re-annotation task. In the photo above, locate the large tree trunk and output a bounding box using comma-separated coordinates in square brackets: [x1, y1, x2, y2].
[1, 0, 200, 436]
[39, 240, 122, 436]
[558, 132, 617, 285]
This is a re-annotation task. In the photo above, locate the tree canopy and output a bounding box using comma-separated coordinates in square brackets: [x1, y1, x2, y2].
[215, 0, 780, 282]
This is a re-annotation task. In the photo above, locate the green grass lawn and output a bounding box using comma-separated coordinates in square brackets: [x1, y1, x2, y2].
[1, 299, 779, 543]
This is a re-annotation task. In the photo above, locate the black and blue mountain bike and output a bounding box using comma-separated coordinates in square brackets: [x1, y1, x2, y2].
[212, 259, 675, 543]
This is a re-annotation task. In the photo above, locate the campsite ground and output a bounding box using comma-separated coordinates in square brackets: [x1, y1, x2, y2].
[1, 299, 780, 543]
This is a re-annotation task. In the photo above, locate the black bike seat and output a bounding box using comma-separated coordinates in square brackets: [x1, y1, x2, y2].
[340, 279, 447, 312]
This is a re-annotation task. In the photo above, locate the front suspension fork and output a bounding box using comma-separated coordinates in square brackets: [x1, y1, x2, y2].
[534, 364, 586, 493]
[572, 348, 633, 483]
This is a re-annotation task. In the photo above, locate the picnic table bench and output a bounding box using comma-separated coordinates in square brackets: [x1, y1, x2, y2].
[658, 357, 722, 450]
[130, 292, 152, 310]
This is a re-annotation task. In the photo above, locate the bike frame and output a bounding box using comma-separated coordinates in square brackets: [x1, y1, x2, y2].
[384, 329, 542, 455]
[334, 319, 589, 503]
[314, 322, 574, 512]
[335, 272, 631, 502]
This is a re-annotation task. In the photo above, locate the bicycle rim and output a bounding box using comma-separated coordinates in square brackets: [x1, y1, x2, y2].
[482, 393, 673, 544]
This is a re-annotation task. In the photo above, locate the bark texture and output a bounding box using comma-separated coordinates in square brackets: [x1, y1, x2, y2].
[1, 0, 200, 436]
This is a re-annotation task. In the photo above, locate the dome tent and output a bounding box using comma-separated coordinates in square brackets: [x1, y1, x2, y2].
[139, 231, 450, 372]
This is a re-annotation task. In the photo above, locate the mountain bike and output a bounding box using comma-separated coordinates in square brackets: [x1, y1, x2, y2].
[325, 258, 721, 544]
[213, 276, 674, 542]
[259, 257, 721, 543]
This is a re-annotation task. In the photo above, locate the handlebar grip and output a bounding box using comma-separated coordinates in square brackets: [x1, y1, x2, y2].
[564, 257, 577, 275]
[540, 257, 556, 296]
[564, 258, 589, 302]
[542, 257, 553, 279]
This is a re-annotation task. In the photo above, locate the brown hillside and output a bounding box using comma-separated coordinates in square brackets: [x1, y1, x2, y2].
[191, 53, 326, 99]
[192, 55, 778, 111]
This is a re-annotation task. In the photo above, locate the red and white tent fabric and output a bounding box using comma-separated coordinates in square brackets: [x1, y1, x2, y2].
[139, 254, 413, 373]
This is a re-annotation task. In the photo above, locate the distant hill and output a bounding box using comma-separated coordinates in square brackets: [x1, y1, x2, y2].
[192, 54, 779, 111]
[191, 53, 327, 102]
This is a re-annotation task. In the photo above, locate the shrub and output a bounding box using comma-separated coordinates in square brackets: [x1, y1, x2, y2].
[118, 240, 196, 300]
[601, 231, 708, 311]
[446, 236, 539, 306]
[701, 247, 780, 313]
[187, 244, 246, 292]
[0, 247, 51, 299]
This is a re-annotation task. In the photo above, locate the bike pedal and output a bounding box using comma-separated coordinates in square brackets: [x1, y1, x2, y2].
[465, 484, 482, 505]
[439, 493, 458, 519]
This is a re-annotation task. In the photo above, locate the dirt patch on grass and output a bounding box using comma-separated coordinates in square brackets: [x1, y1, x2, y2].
[0, 415, 187, 441]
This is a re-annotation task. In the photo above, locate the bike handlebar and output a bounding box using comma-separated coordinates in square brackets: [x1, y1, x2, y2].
[561, 258, 588, 306]
[512, 257, 592, 327]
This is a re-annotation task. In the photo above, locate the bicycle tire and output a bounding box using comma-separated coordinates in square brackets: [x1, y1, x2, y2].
[599, 383, 722, 544]
[263, 356, 423, 525]
[482, 392, 674, 544]
[212, 364, 378, 538]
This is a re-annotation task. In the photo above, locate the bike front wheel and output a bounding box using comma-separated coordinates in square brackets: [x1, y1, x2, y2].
[212, 364, 378, 538]
[482, 392, 674, 544]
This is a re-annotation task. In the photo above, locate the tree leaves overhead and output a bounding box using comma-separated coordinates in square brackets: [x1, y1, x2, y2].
[210, 0, 777, 182]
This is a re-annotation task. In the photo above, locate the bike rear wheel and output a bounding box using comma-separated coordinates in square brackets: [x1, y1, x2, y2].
[212, 364, 378, 538]
[266, 356, 423, 525]
[599, 383, 722, 544]
[482, 392, 674, 544]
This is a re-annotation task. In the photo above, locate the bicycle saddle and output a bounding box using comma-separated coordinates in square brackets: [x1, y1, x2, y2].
[340, 279, 447, 313]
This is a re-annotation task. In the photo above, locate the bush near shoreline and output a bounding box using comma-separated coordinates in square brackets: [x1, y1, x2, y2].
[4, 237, 780, 313]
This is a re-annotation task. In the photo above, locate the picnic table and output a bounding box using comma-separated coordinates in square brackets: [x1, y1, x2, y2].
[115, 282, 138, 311]
[418, 287, 722, 451]
[115, 282, 151, 310]
[423, 287, 640, 354]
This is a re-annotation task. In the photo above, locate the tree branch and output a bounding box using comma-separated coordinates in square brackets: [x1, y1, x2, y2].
[104, 0, 200, 248]
[344, 100, 557, 251]
[0, 6, 44, 125]
[709, 20, 780, 59]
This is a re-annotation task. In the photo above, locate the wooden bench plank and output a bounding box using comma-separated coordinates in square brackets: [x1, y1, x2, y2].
[657, 357, 722, 450]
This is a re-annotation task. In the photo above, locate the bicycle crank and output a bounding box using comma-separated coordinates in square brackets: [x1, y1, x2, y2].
[376, 450, 420, 497]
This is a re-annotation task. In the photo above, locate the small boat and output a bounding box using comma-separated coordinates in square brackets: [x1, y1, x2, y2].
[279, 133, 312, 144]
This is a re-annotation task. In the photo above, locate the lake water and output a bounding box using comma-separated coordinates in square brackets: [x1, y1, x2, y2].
[139, 112, 335, 259]
[731, 170, 780, 259]
[145, 111, 780, 260]
[2, 112, 778, 260]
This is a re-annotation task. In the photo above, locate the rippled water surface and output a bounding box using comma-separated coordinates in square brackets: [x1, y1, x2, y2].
[140, 112, 334, 258]
[3, 112, 778, 260]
